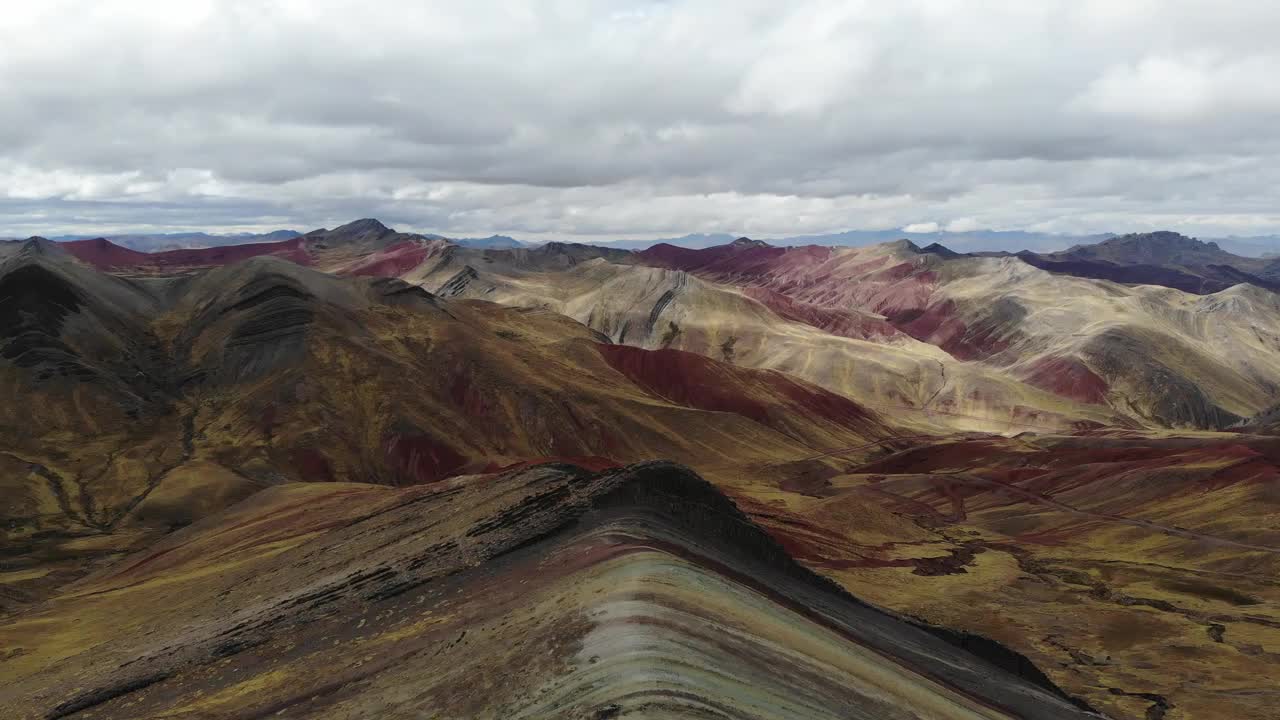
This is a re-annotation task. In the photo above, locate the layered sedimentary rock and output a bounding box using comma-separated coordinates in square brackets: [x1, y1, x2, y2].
[0, 462, 1098, 720]
[630, 238, 1280, 427]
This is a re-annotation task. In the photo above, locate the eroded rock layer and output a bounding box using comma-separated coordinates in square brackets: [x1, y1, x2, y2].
[0, 462, 1096, 720]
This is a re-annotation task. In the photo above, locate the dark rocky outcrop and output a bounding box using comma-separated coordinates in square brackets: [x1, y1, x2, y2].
[1017, 231, 1280, 295]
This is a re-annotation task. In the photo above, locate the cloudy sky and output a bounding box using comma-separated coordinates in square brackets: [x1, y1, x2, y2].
[3, 1, 1280, 240]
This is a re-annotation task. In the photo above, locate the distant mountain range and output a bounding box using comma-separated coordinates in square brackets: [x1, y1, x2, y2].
[777, 229, 1116, 254]
[1211, 235, 1280, 257]
[594, 230, 1101, 253]
[12, 220, 1280, 297]
[622, 229, 1280, 256]
[45, 229, 301, 252]
[19, 226, 1280, 256]
[603, 233, 738, 250]
[11, 220, 1280, 299]
[453, 234, 525, 249]
[985, 231, 1280, 295]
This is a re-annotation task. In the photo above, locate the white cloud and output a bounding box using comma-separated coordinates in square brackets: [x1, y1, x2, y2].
[1075, 56, 1205, 120]
[903, 222, 940, 233]
[3, 1, 1280, 238]
[1074, 52, 1280, 122]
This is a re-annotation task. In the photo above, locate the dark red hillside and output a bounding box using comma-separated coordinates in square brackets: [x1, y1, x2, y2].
[62, 236, 313, 270]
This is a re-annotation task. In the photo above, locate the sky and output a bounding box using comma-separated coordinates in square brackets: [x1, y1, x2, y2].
[3, 1, 1280, 241]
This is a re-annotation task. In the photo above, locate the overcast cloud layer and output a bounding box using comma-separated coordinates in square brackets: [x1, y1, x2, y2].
[3, 1, 1280, 240]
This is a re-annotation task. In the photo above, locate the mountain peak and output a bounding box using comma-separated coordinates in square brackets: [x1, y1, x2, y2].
[730, 236, 769, 248]
[456, 234, 524, 249]
[1063, 231, 1234, 264]
[17, 236, 63, 257]
[1110, 230, 1201, 246]
[920, 242, 961, 258]
[333, 218, 392, 235]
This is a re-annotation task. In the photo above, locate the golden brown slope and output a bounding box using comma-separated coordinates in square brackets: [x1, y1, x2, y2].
[744, 430, 1280, 720]
[82, 219, 1279, 431]
[48, 221, 1280, 433]
[0, 245, 897, 609]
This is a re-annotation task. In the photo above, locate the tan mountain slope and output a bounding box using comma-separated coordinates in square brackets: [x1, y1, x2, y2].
[426, 254, 1124, 433]
[628, 239, 1280, 429]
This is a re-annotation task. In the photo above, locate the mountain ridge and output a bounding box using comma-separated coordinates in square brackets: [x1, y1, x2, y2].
[1, 460, 1100, 719]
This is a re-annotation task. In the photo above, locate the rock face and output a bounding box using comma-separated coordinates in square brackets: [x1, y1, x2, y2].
[302, 218, 404, 249]
[0, 240, 171, 422]
[0, 462, 1098, 720]
[1082, 327, 1242, 428]
[1246, 403, 1280, 434]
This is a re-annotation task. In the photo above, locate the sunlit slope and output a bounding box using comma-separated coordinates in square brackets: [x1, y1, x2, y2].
[934, 256, 1280, 425]
[432, 256, 1122, 433]
[634, 239, 1280, 428]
